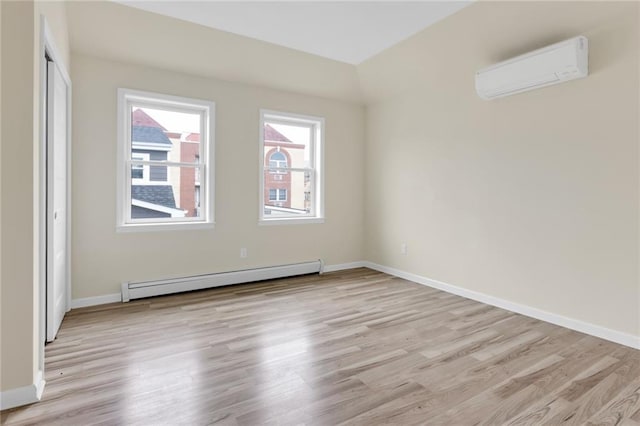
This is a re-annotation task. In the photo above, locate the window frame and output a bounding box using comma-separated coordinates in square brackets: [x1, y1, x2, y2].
[117, 88, 215, 232]
[259, 109, 325, 225]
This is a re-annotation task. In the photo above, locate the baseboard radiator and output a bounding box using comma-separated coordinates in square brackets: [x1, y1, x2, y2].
[121, 260, 323, 302]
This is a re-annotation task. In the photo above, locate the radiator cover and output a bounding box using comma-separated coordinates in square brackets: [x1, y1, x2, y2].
[121, 260, 323, 302]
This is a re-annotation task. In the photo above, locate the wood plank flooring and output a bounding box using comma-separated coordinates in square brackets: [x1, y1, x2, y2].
[2, 268, 639, 425]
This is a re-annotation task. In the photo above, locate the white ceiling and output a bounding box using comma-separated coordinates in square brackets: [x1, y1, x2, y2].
[115, 1, 472, 64]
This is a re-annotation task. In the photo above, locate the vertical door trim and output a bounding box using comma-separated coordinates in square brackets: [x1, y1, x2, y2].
[38, 14, 72, 365]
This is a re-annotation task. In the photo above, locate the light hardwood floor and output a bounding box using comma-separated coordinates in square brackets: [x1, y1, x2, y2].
[2, 268, 639, 425]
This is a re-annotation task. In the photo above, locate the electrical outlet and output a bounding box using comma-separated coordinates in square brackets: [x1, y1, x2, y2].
[401, 243, 407, 255]
[240, 248, 248, 258]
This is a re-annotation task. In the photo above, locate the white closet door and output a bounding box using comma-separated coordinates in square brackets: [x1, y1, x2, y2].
[46, 60, 69, 342]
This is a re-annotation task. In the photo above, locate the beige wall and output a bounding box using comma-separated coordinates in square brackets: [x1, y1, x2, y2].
[36, 1, 70, 68]
[0, 0, 3, 393]
[1, 0, 38, 394]
[1, 0, 69, 394]
[66, 1, 362, 104]
[71, 54, 365, 299]
[359, 1, 640, 337]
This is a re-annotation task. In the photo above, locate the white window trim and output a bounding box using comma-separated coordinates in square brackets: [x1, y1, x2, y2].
[258, 217, 325, 226]
[117, 88, 215, 232]
[259, 109, 324, 225]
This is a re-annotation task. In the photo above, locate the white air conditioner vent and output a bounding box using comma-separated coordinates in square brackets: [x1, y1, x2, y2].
[476, 36, 588, 100]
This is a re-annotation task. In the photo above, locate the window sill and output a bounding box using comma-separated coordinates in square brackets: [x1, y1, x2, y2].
[258, 217, 325, 226]
[117, 221, 215, 233]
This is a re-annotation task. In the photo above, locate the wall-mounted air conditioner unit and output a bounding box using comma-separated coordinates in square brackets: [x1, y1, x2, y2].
[475, 36, 588, 100]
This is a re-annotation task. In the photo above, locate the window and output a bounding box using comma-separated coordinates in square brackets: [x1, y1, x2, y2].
[117, 89, 215, 231]
[269, 151, 287, 171]
[269, 188, 287, 201]
[260, 110, 324, 224]
[131, 153, 148, 180]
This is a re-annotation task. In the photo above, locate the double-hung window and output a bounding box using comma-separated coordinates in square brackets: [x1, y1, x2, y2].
[260, 110, 324, 224]
[117, 88, 215, 231]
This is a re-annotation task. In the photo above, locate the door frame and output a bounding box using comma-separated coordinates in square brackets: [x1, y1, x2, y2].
[38, 15, 72, 366]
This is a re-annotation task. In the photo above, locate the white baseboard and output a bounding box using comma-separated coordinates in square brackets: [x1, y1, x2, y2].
[65, 261, 639, 350]
[322, 261, 367, 273]
[0, 370, 45, 410]
[71, 293, 121, 309]
[363, 261, 640, 350]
